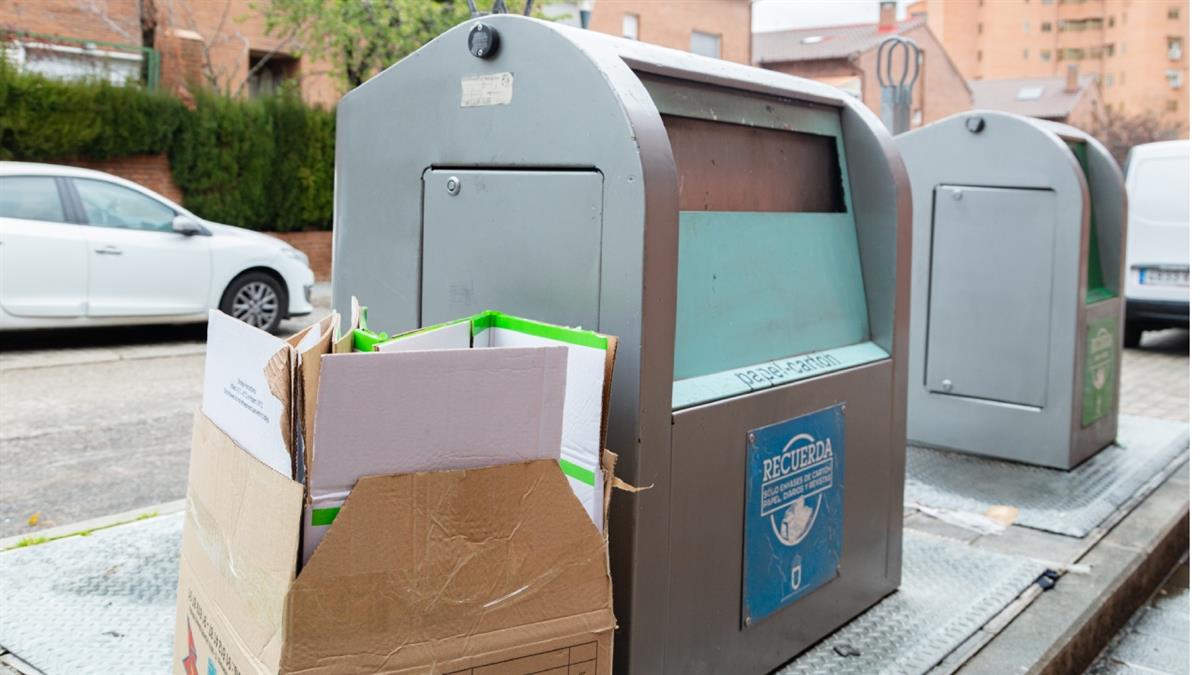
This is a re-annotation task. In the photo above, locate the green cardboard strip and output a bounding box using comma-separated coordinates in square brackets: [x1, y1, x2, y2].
[471, 311, 609, 350]
[559, 459, 596, 486]
[311, 507, 340, 526]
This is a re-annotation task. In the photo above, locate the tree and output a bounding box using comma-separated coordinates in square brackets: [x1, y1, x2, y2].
[1087, 109, 1184, 170]
[257, 0, 477, 89]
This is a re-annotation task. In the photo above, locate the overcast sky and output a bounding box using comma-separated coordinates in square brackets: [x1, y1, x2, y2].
[752, 0, 916, 33]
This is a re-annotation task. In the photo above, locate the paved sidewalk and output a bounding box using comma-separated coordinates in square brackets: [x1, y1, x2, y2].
[0, 285, 331, 538]
[1120, 329, 1189, 422]
[1085, 557, 1189, 674]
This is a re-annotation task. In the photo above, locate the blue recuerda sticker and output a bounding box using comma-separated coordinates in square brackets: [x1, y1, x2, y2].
[742, 403, 845, 627]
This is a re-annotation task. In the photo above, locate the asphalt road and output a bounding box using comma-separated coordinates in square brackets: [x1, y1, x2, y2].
[0, 294, 1187, 540]
[0, 286, 331, 538]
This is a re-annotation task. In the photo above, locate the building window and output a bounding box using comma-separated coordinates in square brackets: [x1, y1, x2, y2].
[1058, 47, 1086, 60]
[690, 31, 721, 58]
[4, 39, 144, 86]
[1165, 69, 1183, 89]
[977, 50, 983, 61]
[1041, 21, 1053, 32]
[978, 23, 984, 34]
[1167, 37, 1183, 60]
[1167, 6, 1180, 19]
[247, 52, 299, 98]
[1166, 100, 1179, 112]
[1040, 49, 1052, 62]
[1023, 20, 1031, 32]
[1023, 48, 1030, 59]
[1105, 73, 1114, 88]
[1059, 18, 1103, 31]
[621, 14, 639, 40]
[1108, 16, 1115, 27]
[1105, 44, 1115, 57]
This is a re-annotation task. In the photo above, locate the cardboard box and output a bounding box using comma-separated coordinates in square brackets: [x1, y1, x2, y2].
[176, 311, 617, 674]
[176, 415, 614, 675]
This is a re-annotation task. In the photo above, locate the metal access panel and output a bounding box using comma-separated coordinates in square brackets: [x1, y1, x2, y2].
[925, 185, 1056, 408]
[420, 169, 604, 328]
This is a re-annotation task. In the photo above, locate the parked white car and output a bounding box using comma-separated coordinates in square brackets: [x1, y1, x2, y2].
[0, 162, 314, 333]
[1123, 140, 1189, 347]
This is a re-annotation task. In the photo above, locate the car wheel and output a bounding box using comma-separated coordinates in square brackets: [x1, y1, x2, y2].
[1123, 322, 1144, 349]
[221, 272, 285, 333]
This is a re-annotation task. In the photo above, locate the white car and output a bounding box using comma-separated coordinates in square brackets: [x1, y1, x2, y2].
[1123, 140, 1189, 347]
[0, 162, 314, 333]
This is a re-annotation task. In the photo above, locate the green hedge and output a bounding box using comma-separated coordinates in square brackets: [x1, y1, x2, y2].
[0, 61, 334, 231]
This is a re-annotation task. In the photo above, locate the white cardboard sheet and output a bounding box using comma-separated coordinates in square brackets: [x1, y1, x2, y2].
[201, 310, 292, 478]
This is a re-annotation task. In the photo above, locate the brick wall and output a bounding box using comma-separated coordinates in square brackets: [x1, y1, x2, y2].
[588, 0, 752, 64]
[69, 153, 184, 204]
[271, 231, 332, 281]
[1, 0, 141, 45]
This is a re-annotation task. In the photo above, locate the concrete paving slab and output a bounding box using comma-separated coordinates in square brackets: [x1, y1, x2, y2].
[906, 415, 1189, 537]
[0, 514, 181, 675]
[958, 461, 1189, 675]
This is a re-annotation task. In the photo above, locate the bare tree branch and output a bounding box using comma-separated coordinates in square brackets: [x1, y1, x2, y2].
[75, 0, 136, 42]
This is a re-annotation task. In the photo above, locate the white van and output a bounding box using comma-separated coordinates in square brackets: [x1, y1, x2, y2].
[1123, 140, 1189, 347]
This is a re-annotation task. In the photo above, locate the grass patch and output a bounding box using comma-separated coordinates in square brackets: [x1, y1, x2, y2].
[4, 511, 162, 551]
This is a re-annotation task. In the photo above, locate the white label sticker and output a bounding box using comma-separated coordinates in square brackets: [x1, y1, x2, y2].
[461, 72, 513, 107]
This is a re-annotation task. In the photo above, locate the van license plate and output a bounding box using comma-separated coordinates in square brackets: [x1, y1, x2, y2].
[1140, 268, 1189, 286]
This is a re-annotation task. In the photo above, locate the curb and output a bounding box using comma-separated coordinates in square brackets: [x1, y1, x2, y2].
[0, 499, 186, 552]
[958, 461, 1189, 674]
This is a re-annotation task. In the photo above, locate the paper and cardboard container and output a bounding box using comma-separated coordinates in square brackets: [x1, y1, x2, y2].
[174, 310, 618, 675]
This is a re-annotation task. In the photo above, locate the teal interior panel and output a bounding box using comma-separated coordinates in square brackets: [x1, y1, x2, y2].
[673, 211, 870, 381]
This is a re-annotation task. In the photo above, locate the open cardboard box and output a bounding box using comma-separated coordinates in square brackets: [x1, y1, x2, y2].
[175, 311, 618, 674]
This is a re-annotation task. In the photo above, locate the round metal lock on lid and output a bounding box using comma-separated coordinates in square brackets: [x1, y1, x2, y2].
[468, 23, 500, 58]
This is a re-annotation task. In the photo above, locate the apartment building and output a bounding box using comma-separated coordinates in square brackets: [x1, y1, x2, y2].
[919, 0, 1188, 132]
[1, 0, 339, 107]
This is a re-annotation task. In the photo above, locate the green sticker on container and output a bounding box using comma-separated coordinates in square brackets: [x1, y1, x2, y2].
[1082, 316, 1117, 426]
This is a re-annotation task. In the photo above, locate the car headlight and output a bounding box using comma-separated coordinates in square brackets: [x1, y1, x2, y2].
[281, 246, 310, 268]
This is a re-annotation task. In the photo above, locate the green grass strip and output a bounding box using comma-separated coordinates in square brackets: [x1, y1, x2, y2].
[6, 510, 159, 551]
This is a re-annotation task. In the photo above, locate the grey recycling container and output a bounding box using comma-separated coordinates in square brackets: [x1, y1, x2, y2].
[332, 15, 912, 673]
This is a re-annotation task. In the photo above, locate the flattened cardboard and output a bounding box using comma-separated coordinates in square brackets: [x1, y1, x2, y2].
[286, 314, 336, 484]
[283, 459, 614, 674]
[201, 310, 295, 478]
[301, 346, 569, 562]
[174, 412, 303, 675]
[378, 311, 618, 530]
